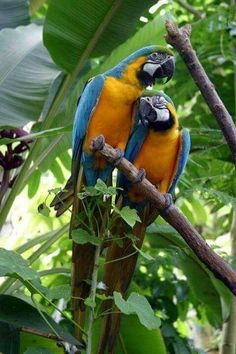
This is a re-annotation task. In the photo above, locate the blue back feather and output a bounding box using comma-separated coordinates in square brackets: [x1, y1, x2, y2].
[72, 75, 105, 159]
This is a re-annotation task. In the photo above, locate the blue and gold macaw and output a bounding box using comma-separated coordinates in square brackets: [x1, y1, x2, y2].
[52, 47, 174, 215]
[50, 47, 175, 339]
[98, 92, 190, 354]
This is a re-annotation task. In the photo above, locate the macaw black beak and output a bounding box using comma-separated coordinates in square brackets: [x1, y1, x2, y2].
[153, 56, 175, 83]
[138, 97, 157, 125]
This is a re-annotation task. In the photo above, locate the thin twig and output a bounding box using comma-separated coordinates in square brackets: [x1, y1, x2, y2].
[91, 137, 236, 296]
[174, 0, 203, 19]
[165, 21, 236, 165]
[21, 326, 63, 342]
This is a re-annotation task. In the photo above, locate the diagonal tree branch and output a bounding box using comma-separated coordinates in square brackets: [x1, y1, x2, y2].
[90, 136, 236, 296]
[165, 21, 236, 165]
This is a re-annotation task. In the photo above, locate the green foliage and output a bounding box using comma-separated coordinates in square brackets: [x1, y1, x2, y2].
[72, 229, 101, 246]
[114, 291, 161, 330]
[21, 335, 65, 354]
[38, 202, 51, 217]
[147, 221, 232, 325]
[23, 347, 54, 354]
[0, 24, 59, 127]
[43, 0, 157, 73]
[0, 295, 80, 346]
[114, 206, 141, 228]
[0, 248, 38, 281]
[92, 315, 166, 354]
[47, 284, 71, 301]
[0, 0, 235, 353]
[0, 322, 20, 354]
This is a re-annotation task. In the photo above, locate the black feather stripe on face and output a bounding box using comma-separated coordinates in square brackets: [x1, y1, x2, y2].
[149, 115, 175, 131]
[137, 70, 155, 87]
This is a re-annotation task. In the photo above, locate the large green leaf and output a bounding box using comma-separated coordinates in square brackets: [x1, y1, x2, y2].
[114, 291, 161, 330]
[0, 24, 60, 127]
[95, 13, 173, 75]
[0, 295, 80, 347]
[43, 0, 157, 73]
[0, 0, 30, 29]
[0, 248, 38, 281]
[20, 332, 64, 354]
[92, 315, 166, 354]
[0, 322, 19, 354]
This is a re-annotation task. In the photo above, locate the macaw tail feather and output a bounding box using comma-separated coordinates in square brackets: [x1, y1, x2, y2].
[68, 165, 95, 341]
[71, 169, 113, 342]
[72, 241, 96, 341]
[98, 208, 149, 353]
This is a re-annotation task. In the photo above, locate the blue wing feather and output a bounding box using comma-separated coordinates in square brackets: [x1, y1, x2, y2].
[118, 119, 148, 190]
[72, 75, 105, 159]
[168, 128, 190, 194]
[71, 75, 105, 185]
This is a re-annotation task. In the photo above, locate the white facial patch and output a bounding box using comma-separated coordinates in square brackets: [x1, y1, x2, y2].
[143, 62, 159, 76]
[154, 108, 170, 122]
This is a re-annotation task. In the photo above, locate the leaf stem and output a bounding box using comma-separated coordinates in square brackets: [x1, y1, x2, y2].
[0, 169, 10, 207]
[119, 333, 128, 354]
[104, 250, 137, 264]
[31, 294, 61, 339]
[25, 280, 87, 335]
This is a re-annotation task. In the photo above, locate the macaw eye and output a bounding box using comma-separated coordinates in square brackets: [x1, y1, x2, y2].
[152, 96, 167, 109]
[148, 52, 167, 62]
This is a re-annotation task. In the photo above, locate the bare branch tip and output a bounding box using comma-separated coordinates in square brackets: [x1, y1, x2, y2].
[165, 20, 179, 36]
[182, 24, 192, 37]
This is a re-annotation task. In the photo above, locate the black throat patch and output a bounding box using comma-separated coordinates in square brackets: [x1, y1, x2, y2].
[150, 113, 175, 131]
[137, 69, 155, 87]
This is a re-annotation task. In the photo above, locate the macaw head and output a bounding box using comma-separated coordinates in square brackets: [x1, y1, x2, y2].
[137, 49, 175, 87]
[138, 92, 177, 131]
[108, 46, 175, 87]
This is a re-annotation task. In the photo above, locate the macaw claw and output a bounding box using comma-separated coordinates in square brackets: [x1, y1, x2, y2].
[91, 135, 105, 152]
[161, 193, 173, 216]
[133, 168, 146, 184]
[113, 148, 124, 166]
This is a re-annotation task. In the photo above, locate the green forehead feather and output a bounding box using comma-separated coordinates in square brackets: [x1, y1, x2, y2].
[141, 90, 175, 108]
[153, 45, 174, 56]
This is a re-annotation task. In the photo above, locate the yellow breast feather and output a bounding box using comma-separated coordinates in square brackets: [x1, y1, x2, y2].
[83, 76, 142, 168]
